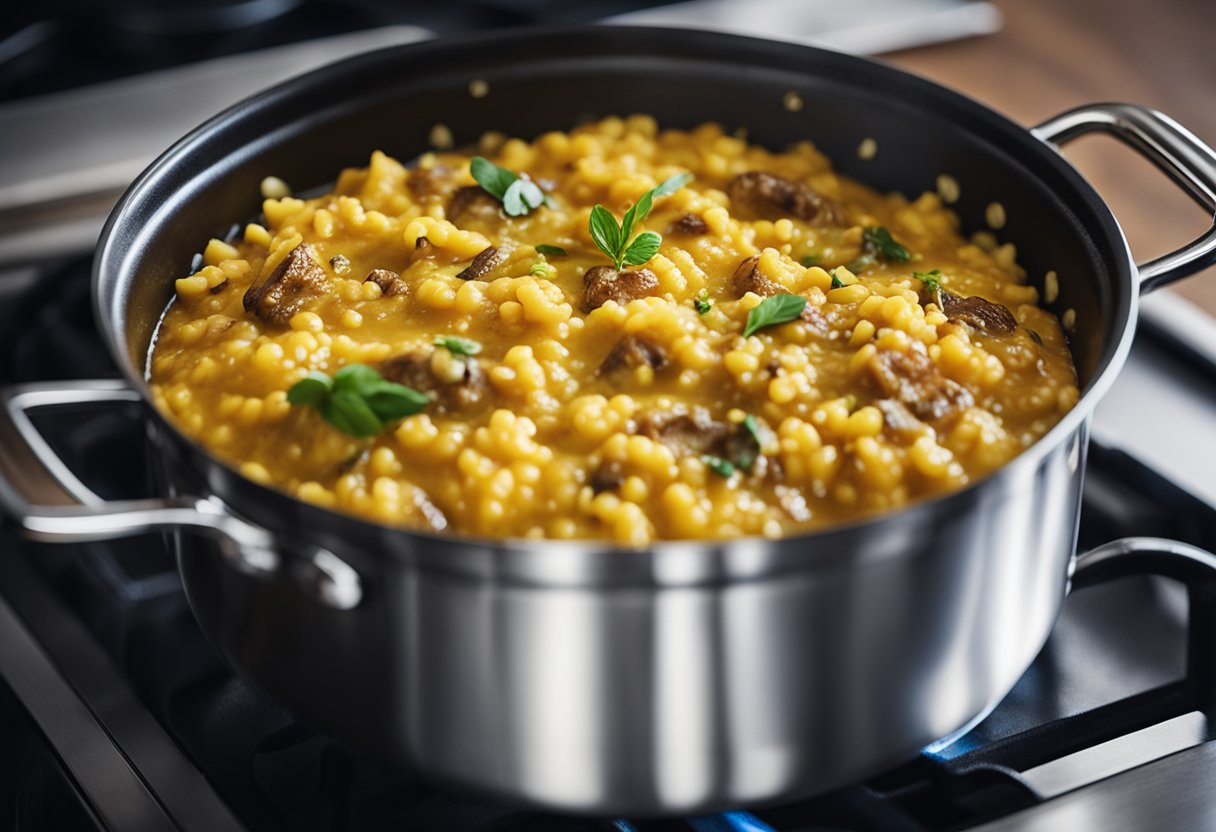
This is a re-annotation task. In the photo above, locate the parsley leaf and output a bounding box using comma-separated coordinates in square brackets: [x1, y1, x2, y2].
[470, 156, 549, 217]
[863, 226, 912, 262]
[830, 271, 846, 290]
[535, 244, 566, 256]
[288, 364, 428, 438]
[800, 252, 822, 267]
[589, 172, 692, 269]
[742, 293, 807, 337]
[701, 454, 736, 478]
[434, 335, 482, 356]
[693, 288, 712, 315]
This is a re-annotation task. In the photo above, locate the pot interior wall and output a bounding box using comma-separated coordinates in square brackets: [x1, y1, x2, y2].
[101, 27, 1128, 391]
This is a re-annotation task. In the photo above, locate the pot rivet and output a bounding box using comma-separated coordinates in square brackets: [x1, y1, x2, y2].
[469, 79, 490, 99]
[857, 137, 878, 161]
[782, 91, 804, 112]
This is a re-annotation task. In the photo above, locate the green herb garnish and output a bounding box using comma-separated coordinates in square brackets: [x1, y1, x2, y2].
[914, 269, 942, 294]
[800, 252, 822, 267]
[287, 365, 428, 438]
[701, 454, 736, 478]
[830, 271, 846, 290]
[434, 335, 482, 356]
[589, 172, 693, 269]
[742, 293, 808, 337]
[470, 156, 551, 217]
[735, 414, 767, 470]
[530, 259, 557, 277]
[535, 244, 567, 257]
[694, 288, 712, 315]
[863, 225, 912, 262]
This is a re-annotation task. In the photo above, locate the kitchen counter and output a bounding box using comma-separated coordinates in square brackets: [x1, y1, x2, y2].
[886, 0, 1216, 315]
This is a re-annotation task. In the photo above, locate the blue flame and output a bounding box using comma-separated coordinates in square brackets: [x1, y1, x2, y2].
[686, 811, 776, 832]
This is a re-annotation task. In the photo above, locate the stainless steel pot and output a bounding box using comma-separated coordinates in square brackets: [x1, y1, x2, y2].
[1, 27, 1215, 817]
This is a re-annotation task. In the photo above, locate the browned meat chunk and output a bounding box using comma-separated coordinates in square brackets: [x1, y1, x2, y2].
[243, 243, 329, 326]
[446, 185, 502, 227]
[876, 398, 928, 441]
[589, 460, 626, 493]
[734, 255, 827, 334]
[867, 349, 974, 423]
[379, 349, 489, 413]
[364, 268, 408, 297]
[733, 254, 782, 297]
[598, 335, 668, 377]
[636, 408, 735, 458]
[407, 165, 458, 199]
[456, 245, 508, 281]
[727, 171, 845, 225]
[582, 266, 659, 312]
[939, 292, 1017, 335]
[668, 213, 709, 236]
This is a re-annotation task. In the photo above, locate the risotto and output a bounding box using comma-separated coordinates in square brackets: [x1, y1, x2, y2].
[148, 116, 1079, 545]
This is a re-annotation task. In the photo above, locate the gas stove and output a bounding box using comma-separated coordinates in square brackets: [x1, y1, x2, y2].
[2, 6, 1216, 832]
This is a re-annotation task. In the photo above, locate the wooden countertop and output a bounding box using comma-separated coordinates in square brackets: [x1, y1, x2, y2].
[884, 0, 1216, 315]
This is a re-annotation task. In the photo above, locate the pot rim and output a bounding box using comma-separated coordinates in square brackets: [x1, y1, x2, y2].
[92, 25, 1139, 558]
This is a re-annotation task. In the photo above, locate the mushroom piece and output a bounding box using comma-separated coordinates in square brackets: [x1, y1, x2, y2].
[867, 348, 974, 423]
[598, 335, 669, 377]
[582, 266, 660, 312]
[242, 243, 329, 326]
[364, 268, 408, 297]
[727, 171, 846, 225]
[455, 245, 509, 281]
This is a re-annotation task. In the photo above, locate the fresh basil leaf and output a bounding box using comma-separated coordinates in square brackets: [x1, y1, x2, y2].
[694, 288, 712, 315]
[287, 372, 333, 406]
[863, 226, 911, 262]
[321, 390, 384, 438]
[620, 190, 653, 243]
[742, 293, 808, 337]
[535, 244, 566, 256]
[333, 364, 386, 398]
[470, 156, 516, 200]
[434, 335, 482, 356]
[701, 454, 736, 478]
[622, 230, 662, 267]
[363, 385, 430, 422]
[291, 365, 428, 438]
[653, 172, 693, 197]
[589, 205, 622, 266]
[830, 272, 845, 290]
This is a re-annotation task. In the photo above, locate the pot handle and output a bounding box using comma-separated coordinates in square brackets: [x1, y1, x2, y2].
[1072, 537, 1216, 707]
[1031, 103, 1216, 294]
[0, 379, 361, 610]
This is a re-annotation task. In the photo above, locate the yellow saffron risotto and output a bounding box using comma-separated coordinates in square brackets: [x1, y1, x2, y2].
[148, 115, 1080, 545]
